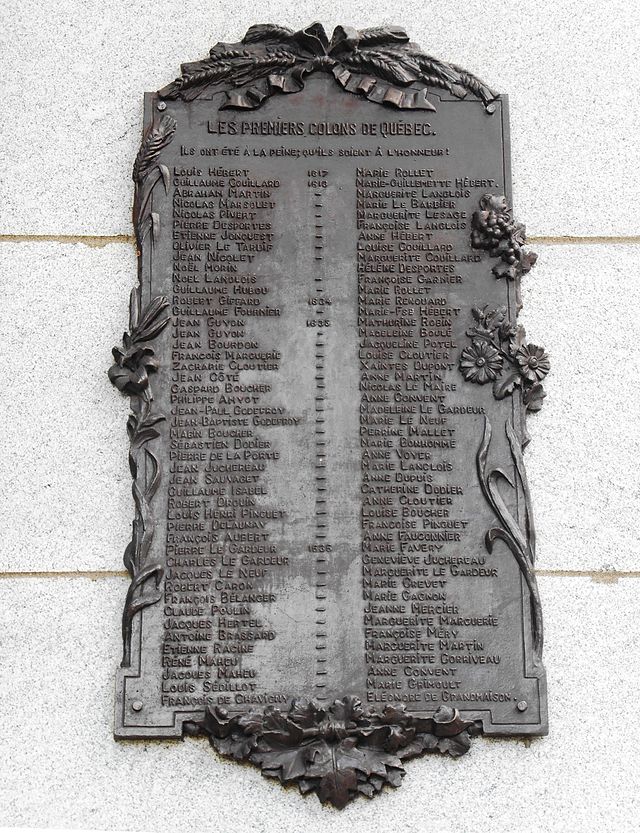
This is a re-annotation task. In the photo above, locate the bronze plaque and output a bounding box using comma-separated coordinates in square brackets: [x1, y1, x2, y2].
[111, 23, 549, 808]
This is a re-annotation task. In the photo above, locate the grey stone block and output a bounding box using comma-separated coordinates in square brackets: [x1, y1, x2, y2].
[0, 575, 637, 830]
[1, 2, 639, 236]
[0, 242, 136, 572]
[521, 244, 640, 572]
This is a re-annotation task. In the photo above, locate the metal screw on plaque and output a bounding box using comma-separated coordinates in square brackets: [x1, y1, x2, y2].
[132, 700, 144, 712]
[157, 101, 167, 111]
[516, 700, 528, 712]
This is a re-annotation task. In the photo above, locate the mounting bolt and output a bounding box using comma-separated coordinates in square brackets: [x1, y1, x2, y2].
[157, 101, 167, 111]
[132, 700, 144, 712]
[516, 700, 528, 712]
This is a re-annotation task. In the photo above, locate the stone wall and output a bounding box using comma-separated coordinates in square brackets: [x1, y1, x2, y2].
[1, 2, 638, 830]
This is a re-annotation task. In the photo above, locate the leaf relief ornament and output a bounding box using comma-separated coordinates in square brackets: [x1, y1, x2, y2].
[132, 114, 176, 251]
[477, 418, 544, 663]
[110, 112, 175, 666]
[184, 696, 480, 809]
[109, 292, 171, 666]
[459, 306, 549, 413]
[158, 23, 499, 113]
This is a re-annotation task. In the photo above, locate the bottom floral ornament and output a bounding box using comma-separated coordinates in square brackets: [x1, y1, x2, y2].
[184, 696, 480, 809]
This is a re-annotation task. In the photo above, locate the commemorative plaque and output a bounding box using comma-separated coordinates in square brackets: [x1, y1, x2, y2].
[111, 23, 549, 808]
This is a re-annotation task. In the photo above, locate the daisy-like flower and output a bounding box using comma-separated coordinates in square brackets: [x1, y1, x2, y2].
[459, 339, 503, 384]
[515, 344, 550, 382]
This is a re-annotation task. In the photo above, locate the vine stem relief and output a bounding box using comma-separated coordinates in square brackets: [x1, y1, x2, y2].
[477, 417, 543, 662]
[109, 291, 171, 666]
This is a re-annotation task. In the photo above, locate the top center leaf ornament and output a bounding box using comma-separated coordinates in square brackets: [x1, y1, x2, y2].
[158, 22, 498, 112]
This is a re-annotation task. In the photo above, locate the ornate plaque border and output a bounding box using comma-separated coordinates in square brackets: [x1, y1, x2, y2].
[111, 24, 549, 809]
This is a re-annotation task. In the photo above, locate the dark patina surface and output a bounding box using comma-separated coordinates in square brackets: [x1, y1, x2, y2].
[111, 23, 548, 808]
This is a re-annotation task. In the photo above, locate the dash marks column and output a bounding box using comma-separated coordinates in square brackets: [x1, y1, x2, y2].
[308, 168, 332, 700]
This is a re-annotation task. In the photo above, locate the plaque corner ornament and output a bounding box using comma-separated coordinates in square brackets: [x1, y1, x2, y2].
[157, 22, 500, 114]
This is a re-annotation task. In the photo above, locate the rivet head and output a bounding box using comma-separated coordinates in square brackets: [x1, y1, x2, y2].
[132, 700, 144, 712]
[516, 700, 528, 712]
[157, 101, 167, 111]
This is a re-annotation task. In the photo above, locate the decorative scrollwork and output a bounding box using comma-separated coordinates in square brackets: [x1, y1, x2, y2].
[184, 697, 480, 809]
[158, 23, 499, 113]
[477, 419, 543, 663]
[459, 305, 549, 412]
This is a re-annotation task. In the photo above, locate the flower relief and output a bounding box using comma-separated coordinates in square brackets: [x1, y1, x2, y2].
[108, 297, 169, 396]
[108, 292, 171, 666]
[459, 340, 503, 384]
[459, 306, 549, 412]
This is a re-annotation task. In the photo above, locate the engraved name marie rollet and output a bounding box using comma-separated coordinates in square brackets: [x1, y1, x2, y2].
[110, 23, 549, 809]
